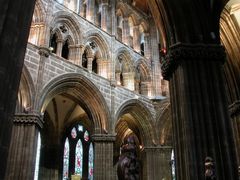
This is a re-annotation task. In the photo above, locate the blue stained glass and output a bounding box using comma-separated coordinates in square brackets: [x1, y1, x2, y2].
[63, 138, 70, 180]
[75, 139, 83, 176]
[84, 131, 89, 141]
[88, 143, 94, 180]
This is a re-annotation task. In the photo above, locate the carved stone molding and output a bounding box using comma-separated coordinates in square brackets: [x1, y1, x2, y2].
[38, 46, 50, 57]
[229, 100, 240, 118]
[161, 43, 226, 80]
[92, 134, 116, 142]
[13, 113, 44, 129]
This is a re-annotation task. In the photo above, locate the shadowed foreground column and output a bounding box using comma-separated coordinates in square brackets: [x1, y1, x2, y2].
[161, 43, 239, 180]
[92, 134, 115, 180]
[5, 113, 43, 179]
[0, 0, 36, 177]
[142, 146, 172, 180]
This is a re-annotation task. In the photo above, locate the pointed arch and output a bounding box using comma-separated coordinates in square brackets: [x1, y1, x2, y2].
[115, 48, 134, 73]
[115, 99, 156, 147]
[50, 11, 83, 44]
[155, 100, 172, 146]
[36, 73, 110, 133]
[16, 65, 36, 113]
[83, 30, 110, 60]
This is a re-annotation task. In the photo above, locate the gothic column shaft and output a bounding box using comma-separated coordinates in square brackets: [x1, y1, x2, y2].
[133, 26, 140, 52]
[75, 45, 84, 66]
[144, 33, 151, 59]
[5, 113, 43, 180]
[92, 134, 115, 180]
[0, 0, 36, 177]
[162, 43, 238, 180]
[87, 57, 93, 72]
[56, 40, 63, 57]
[229, 101, 240, 167]
[101, 3, 109, 32]
[86, 0, 95, 22]
[142, 146, 172, 180]
[122, 18, 129, 45]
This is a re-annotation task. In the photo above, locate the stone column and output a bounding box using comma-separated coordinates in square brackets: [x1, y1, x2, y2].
[144, 33, 151, 59]
[0, 0, 36, 177]
[133, 25, 140, 52]
[115, 71, 121, 85]
[35, 47, 50, 97]
[92, 134, 115, 180]
[122, 18, 130, 45]
[56, 39, 63, 57]
[86, 0, 95, 22]
[161, 43, 239, 180]
[142, 146, 172, 180]
[75, 44, 85, 67]
[87, 56, 94, 72]
[5, 113, 43, 180]
[140, 81, 149, 96]
[68, 45, 75, 63]
[101, 3, 109, 32]
[228, 101, 240, 167]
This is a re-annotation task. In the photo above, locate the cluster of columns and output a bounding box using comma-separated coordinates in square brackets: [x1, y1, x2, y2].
[142, 146, 172, 180]
[5, 113, 43, 180]
[161, 43, 239, 180]
[228, 101, 240, 168]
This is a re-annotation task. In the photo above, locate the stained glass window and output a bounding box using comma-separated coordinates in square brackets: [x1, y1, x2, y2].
[63, 138, 70, 180]
[88, 143, 94, 180]
[34, 133, 41, 180]
[71, 127, 77, 139]
[78, 125, 83, 132]
[75, 140, 83, 176]
[171, 150, 176, 180]
[84, 131, 89, 141]
[62, 123, 93, 179]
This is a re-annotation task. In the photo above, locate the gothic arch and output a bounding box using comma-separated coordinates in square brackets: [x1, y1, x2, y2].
[115, 99, 156, 147]
[32, 0, 46, 23]
[155, 100, 172, 146]
[116, 2, 129, 18]
[220, 3, 240, 103]
[36, 73, 110, 134]
[128, 13, 140, 26]
[115, 48, 134, 73]
[135, 59, 151, 82]
[16, 65, 36, 113]
[83, 31, 110, 60]
[50, 11, 83, 44]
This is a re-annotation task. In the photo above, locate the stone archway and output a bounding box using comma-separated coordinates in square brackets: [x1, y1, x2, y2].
[114, 99, 157, 180]
[35, 73, 115, 179]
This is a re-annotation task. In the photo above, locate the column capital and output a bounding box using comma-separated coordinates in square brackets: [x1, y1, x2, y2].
[229, 100, 240, 118]
[13, 113, 44, 129]
[92, 134, 116, 142]
[38, 46, 51, 57]
[161, 43, 226, 80]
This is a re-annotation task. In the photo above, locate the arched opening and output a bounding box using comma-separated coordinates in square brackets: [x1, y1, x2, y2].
[62, 39, 69, 59]
[38, 94, 95, 180]
[82, 50, 88, 68]
[92, 57, 98, 74]
[50, 33, 58, 54]
[140, 33, 144, 56]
